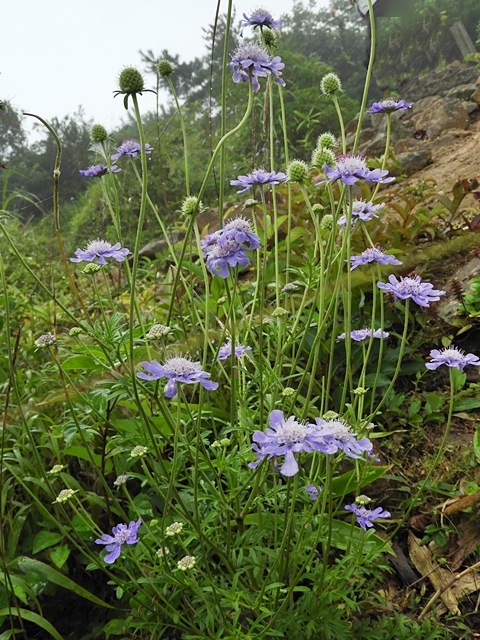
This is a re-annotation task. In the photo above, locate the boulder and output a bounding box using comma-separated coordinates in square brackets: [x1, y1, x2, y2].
[393, 147, 432, 176]
[409, 96, 470, 139]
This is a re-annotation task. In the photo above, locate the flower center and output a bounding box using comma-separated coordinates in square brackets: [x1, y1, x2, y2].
[224, 217, 252, 232]
[210, 240, 239, 259]
[442, 348, 464, 362]
[86, 239, 112, 253]
[163, 357, 200, 377]
[382, 99, 396, 109]
[115, 529, 132, 544]
[337, 154, 367, 175]
[234, 43, 270, 63]
[325, 420, 352, 442]
[276, 418, 307, 445]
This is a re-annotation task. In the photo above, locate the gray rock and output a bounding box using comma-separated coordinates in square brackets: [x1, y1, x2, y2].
[410, 96, 470, 139]
[393, 147, 432, 176]
[402, 61, 480, 102]
[438, 258, 480, 325]
[445, 84, 478, 100]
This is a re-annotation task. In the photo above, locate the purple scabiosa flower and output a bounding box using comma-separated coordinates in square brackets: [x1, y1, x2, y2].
[350, 247, 402, 271]
[70, 239, 130, 264]
[111, 139, 153, 160]
[249, 410, 329, 477]
[223, 217, 261, 249]
[95, 518, 141, 564]
[79, 164, 121, 177]
[337, 328, 389, 341]
[240, 8, 283, 36]
[312, 418, 373, 459]
[367, 99, 413, 114]
[377, 274, 446, 307]
[337, 199, 385, 228]
[204, 238, 251, 278]
[320, 154, 395, 186]
[305, 484, 321, 501]
[230, 168, 288, 193]
[217, 342, 252, 361]
[137, 356, 218, 398]
[230, 42, 285, 90]
[345, 504, 390, 531]
[425, 346, 480, 370]
[200, 229, 224, 251]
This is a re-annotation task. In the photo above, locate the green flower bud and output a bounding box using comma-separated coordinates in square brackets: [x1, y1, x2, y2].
[181, 196, 202, 216]
[311, 204, 324, 214]
[69, 327, 83, 337]
[317, 132, 337, 149]
[286, 159, 310, 183]
[323, 410, 339, 420]
[119, 67, 145, 93]
[83, 263, 102, 274]
[353, 386, 368, 396]
[262, 28, 277, 47]
[91, 124, 108, 143]
[320, 72, 342, 96]
[355, 494, 372, 506]
[320, 214, 334, 230]
[311, 147, 336, 168]
[282, 387, 295, 397]
[272, 307, 289, 318]
[35, 333, 56, 348]
[158, 60, 174, 77]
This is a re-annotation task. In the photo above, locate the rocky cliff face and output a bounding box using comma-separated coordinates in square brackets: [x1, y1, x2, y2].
[345, 60, 480, 177]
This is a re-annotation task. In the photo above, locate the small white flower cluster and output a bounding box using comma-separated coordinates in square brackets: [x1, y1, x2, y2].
[54, 489, 76, 504]
[130, 446, 148, 458]
[177, 555, 196, 571]
[146, 324, 171, 339]
[165, 522, 184, 537]
[35, 333, 56, 348]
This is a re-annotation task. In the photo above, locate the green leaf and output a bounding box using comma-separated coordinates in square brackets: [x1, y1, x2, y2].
[17, 557, 113, 608]
[328, 520, 393, 555]
[62, 354, 106, 370]
[331, 466, 390, 498]
[64, 445, 102, 466]
[364, 373, 390, 387]
[0, 607, 64, 640]
[50, 545, 70, 569]
[32, 531, 64, 554]
[474, 426, 480, 464]
[453, 397, 480, 412]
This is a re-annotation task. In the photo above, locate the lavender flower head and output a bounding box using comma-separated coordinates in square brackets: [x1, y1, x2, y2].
[230, 168, 288, 193]
[313, 417, 373, 459]
[204, 238, 251, 278]
[367, 99, 413, 114]
[137, 356, 218, 398]
[217, 342, 252, 361]
[337, 199, 385, 228]
[240, 7, 283, 36]
[95, 518, 141, 564]
[305, 484, 321, 501]
[425, 346, 480, 370]
[350, 247, 402, 271]
[70, 239, 130, 264]
[377, 274, 446, 307]
[223, 216, 261, 249]
[79, 164, 121, 177]
[111, 139, 153, 160]
[230, 42, 285, 90]
[345, 503, 390, 531]
[249, 410, 331, 477]
[337, 328, 389, 341]
[320, 154, 395, 186]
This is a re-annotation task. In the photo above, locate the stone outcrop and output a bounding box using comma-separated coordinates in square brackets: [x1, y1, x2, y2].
[345, 61, 480, 176]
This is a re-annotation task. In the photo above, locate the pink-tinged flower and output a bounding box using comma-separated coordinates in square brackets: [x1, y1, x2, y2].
[230, 42, 285, 90]
[240, 8, 283, 36]
[249, 410, 330, 477]
[425, 346, 480, 370]
[367, 99, 413, 114]
[312, 418, 373, 459]
[377, 274, 446, 307]
[95, 518, 141, 564]
[320, 153, 395, 186]
[337, 328, 389, 342]
[350, 247, 402, 270]
[79, 164, 121, 177]
[345, 503, 390, 530]
[217, 342, 252, 361]
[70, 239, 130, 264]
[230, 168, 288, 193]
[137, 356, 218, 398]
[111, 139, 153, 160]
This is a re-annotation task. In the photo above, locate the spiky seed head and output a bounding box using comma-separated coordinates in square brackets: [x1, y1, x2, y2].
[119, 67, 145, 93]
[262, 28, 277, 47]
[286, 159, 310, 183]
[320, 214, 334, 230]
[320, 72, 341, 96]
[311, 204, 324, 214]
[317, 132, 337, 149]
[181, 196, 202, 216]
[311, 147, 336, 168]
[158, 60, 174, 77]
[91, 124, 108, 143]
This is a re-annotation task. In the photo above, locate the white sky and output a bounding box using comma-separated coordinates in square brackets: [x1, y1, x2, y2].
[2, 0, 329, 140]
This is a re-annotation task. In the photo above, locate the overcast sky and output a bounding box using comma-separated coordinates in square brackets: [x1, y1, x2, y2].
[2, 0, 329, 140]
